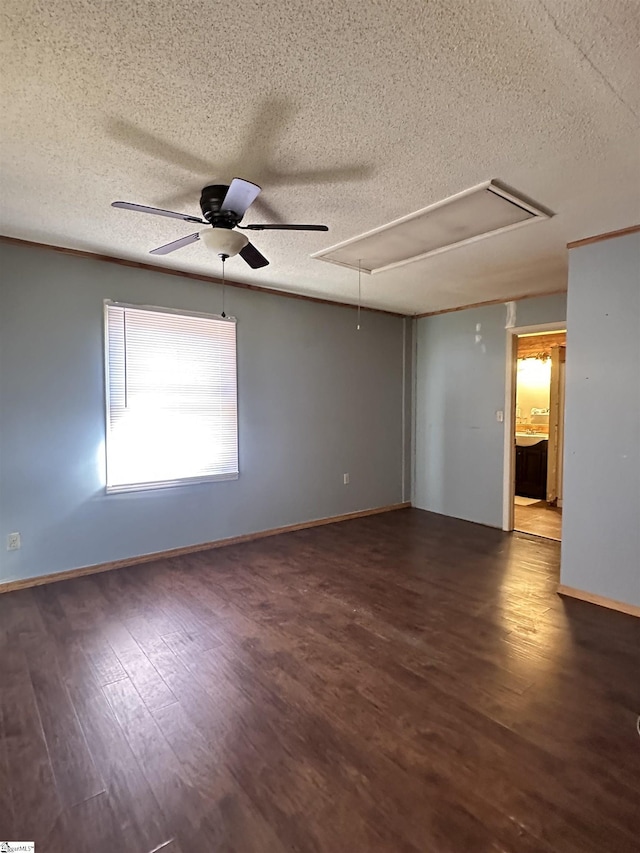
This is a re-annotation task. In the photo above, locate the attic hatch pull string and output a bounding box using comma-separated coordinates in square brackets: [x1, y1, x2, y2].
[357, 259, 362, 331]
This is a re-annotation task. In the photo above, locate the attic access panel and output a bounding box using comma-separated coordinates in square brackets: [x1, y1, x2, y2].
[311, 181, 551, 274]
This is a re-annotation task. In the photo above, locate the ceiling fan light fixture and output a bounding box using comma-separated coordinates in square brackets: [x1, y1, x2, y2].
[199, 227, 248, 257]
[113, 179, 326, 268]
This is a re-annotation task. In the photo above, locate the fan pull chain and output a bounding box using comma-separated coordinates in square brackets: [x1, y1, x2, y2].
[357, 259, 362, 331]
[220, 254, 227, 318]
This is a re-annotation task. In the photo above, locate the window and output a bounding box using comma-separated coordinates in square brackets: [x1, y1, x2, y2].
[104, 302, 238, 492]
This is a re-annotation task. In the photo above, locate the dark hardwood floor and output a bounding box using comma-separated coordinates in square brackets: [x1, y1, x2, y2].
[1, 508, 639, 852]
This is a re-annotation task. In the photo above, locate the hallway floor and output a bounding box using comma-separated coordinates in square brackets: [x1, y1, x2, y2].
[514, 501, 563, 540]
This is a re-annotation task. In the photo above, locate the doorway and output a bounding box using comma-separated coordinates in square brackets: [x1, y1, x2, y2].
[502, 323, 566, 540]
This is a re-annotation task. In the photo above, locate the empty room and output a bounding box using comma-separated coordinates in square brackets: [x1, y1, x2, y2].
[1, 2, 639, 852]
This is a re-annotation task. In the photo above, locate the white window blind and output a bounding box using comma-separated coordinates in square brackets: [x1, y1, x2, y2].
[105, 302, 238, 492]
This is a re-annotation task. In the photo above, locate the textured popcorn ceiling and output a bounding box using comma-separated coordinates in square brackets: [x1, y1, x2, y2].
[1, 0, 638, 314]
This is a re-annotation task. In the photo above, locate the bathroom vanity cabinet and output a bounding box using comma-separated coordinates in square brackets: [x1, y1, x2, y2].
[515, 438, 548, 500]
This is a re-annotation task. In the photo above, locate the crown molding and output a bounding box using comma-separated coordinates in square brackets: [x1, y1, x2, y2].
[0, 234, 406, 318]
[567, 224, 640, 249]
[413, 289, 567, 319]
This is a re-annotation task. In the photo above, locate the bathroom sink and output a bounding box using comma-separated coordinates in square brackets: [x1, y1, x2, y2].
[516, 433, 548, 447]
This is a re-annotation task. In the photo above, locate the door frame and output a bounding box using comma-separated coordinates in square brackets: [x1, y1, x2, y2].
[502, 321, 567, 531]
[546, 344, 566, 505]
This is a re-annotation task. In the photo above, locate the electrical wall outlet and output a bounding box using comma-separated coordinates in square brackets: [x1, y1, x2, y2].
[7, 532, 21, 551]
[343, 473, 350, 485]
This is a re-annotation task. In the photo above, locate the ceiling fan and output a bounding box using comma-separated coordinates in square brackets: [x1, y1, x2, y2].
[112, 178, 328, 269]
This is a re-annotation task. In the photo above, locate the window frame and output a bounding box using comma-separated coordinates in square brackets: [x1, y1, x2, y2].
[103, 300, 239, 494]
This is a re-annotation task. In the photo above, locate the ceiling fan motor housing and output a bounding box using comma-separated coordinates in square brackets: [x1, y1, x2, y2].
[200, 184, 238, 228]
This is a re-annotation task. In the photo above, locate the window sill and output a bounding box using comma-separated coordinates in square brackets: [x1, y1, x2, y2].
[106, 472, 239, 494]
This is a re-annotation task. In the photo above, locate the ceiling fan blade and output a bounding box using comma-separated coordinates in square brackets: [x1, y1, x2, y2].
[240, 223, 328, 231]
[239, 242, 269, 269]
[112, 201, 204, 223]
[220, 178, 261, 219]
[149, 233, 200, 255]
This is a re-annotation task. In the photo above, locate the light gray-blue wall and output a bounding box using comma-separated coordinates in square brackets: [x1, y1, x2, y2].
[0, 242, 409, 585]
[561, 233, 640, 607]
[413, 294, 567, 527]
